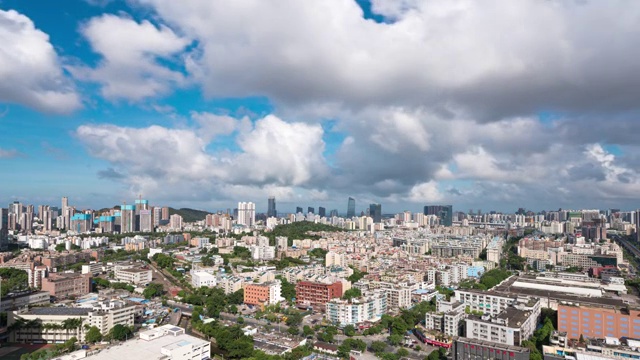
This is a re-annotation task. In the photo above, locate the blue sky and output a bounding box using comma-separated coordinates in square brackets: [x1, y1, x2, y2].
[2, 0, 640, 213]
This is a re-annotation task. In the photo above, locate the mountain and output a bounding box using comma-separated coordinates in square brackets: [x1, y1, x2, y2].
[169, 207, 210, 222]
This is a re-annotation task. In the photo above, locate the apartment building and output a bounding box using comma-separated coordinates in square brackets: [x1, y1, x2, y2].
[425, 298, 466, 336]
[455, 289, 517, 317]
[325, 290, 387, 326]
[27, 265, 47, 289]
[244, 281, 283, 307]
[464, 299, 541, 346]
[218, 275, 244, 295]
[85, 300, 136, 336]
[41, 272, 91, 299]
[295, 281, 343, 307]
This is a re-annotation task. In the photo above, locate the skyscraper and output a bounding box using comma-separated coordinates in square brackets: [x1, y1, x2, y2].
[120, 204, 136, 233]
[369, 203, 382, 223]
[347, 197, 356, 218]
[318, 207, 326, 218]
[0, 208, 8, 251]
[308, 207, 315, 214]
[237, 202, 256, 227]
[296, 207, 303, 214]
[267, 196, 277, 218]
[424, 205, 453, 226]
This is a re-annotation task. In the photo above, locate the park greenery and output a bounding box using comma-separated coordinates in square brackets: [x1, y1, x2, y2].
[20, 336, 78, 360]
[346, 266, 367, 283]
[265, 221, 344, 246]
[143, 283, 164, 299]
[342, 288, 362, 300]
[308, 248, 328, 259]
[93, 278, 135, 292]
[521, 309, 557, 360]
[85, 325, 103, 343]
[458, 268, 512, 291]
[0, 267, 29, 297]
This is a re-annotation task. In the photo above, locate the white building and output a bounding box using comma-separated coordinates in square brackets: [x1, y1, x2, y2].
[325, 290, 387, 326]
[114, 265, 153, 285]
[251, 245, 276, 260]
[325, 251, 346, 267]
[92, 325, 209, 360]
[237, 202, 256, 227]
[191, 271, 217, 288]
[464, 299, 541, 346]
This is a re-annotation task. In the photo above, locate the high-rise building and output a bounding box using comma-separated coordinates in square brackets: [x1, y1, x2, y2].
[70, 214, 92, 233]
[139, 209, 153, 232]
[369, 203, 382, 223]
[267, 196, 277, 218]
[347, 197, 356, 218]
[296, 207, 303, 214]
[636, 210, 640, 243]
[169, 214, 183, 230]
[329, 209, 339, 217]
[237, 202, 256, 227]
[308, 207, 315, 214]
[152, 206, 162, 226]
[161, 207, 169, 221]
[0, 208, 8, 250]
[424, 205, 453, 227]
[318, 207, 326, 218]
[42, 206, 52, 232]
[120, 204, 136, 233]
[61, 197, 69, 229]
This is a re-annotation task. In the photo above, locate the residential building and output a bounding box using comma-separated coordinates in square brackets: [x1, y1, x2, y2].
[325, 290, 387, 326]
[464, 298, 541, 346]
[295, 281, 343, 307]
[41, 273, 91, 299]
[237, 202, 256, 227]
[244, 280, 283, 307]
[455, 289, 517, 317]
[169, 214, 183, 230]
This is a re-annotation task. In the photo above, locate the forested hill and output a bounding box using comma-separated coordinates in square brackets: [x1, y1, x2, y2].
[169, 208, 210, 222]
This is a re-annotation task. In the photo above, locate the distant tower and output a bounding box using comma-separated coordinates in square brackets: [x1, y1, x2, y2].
[318, 207, 326, 218]
[347, 197, 356, 218]
[267, 196, 277, 218]
[369, 203, 382, 223]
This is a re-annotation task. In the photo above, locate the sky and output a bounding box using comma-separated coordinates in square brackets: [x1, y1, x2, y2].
[2, 0, 640, 214]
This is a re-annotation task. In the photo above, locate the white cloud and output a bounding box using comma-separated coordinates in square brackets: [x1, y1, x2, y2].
[73, 14, 190, 102]
[191, 111, 241, 142]
[405, 181, 443, 203]
[0, 9, 80, 113]
[134, 0, 640, 118]
[76, 114, 328, 203]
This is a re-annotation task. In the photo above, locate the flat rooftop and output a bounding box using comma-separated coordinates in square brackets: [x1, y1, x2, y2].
[27, 307, 91, 316]
[493, 276, 635, 308]
[85, 332, 208, 360]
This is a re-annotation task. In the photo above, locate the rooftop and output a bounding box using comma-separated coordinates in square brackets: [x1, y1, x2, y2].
[84, 329, 208, 360]
[26, 307, 91, 316]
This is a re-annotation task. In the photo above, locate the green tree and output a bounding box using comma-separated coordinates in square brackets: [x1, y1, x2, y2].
[388, 334, 403, 346]
[303, 325, 314, 337]
[237, 317, 244, 324]
[85, 326, 102, 343]
[288, 326, 299, 336]
[370, 341, 386, 353]
[397, 348, 409, 357]
[343, 324, 356, 337]
[110, 324, 132, 341]
[342, 288, 362, 300]
[143, 283, 164, 299]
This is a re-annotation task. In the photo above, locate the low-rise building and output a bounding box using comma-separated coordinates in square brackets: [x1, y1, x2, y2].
[114, 266, 153, 285]
[464, 298, 541, 346]
[244, 280, 283, 307]
[451, 337, 530, 360]
[325, 290, 387, 326]
[295, 281, 343, 308]
[41, 272, 91, 299]
[191, 271, 217, 288]
[0, 291, 50, 312]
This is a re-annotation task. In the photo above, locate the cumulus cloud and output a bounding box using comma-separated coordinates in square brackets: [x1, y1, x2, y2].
[0, 9, 80, 113]
[73, 14, 190, 102]
[135, 0, 640, 119]
[76, 114, 329, 204]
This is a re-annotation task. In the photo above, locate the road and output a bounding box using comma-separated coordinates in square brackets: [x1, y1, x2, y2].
[613, 235, 640, 274]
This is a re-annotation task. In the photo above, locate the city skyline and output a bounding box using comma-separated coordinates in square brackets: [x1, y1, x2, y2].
[3, 1, 640, 212]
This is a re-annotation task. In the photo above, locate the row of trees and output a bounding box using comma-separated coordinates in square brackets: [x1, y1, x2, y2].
[0, 267, 29, 297]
